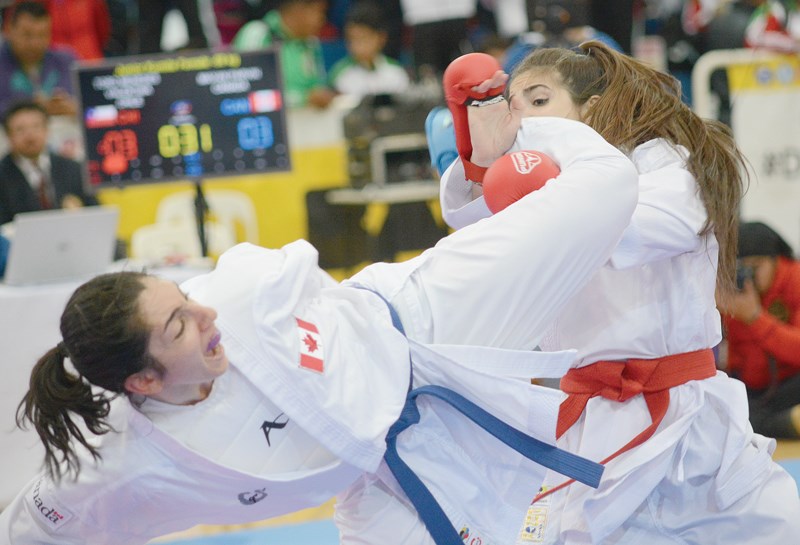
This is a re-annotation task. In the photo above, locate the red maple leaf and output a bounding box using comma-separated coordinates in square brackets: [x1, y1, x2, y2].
[302, 333, 319, 353]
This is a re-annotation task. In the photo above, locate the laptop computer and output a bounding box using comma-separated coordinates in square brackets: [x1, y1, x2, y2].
[3, 206, 119, 286]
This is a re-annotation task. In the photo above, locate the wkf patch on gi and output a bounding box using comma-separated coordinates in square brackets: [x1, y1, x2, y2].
[295, 317, 324, 373]
[459, 524, 488, 544]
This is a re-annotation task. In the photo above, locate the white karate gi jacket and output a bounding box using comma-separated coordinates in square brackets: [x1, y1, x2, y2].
[0, 244, 573, 545]
[0, 118, 640, 545]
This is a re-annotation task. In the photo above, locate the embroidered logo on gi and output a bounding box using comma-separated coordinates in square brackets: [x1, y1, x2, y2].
[238, 488, 268, 505]
[519, 486, 550, 542]
[30, 478, 74, 528]
[510, 151, 543, 175]
[459, 525, 484, 544]
[295, 317, 324, 373]
[260, 413, 289, 447]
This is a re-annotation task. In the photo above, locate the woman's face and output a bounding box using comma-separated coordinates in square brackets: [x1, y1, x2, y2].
[288, 1, 328, 38]
[134, 277, 229, 404]
[7, 13, 51, 67]
[345, 23, 386, 66]
[740, 255, 778, 295]
[508, 69, 589, 121]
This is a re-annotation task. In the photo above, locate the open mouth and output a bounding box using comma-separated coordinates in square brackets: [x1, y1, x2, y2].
[206, 331, 222, 357]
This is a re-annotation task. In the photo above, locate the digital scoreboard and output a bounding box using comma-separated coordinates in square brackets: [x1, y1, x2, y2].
[74, 49, 290, 187]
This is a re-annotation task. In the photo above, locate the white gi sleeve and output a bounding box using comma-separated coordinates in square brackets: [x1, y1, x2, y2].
[610, 163, 708, 268]
[439, 159, 492, 230]
[361, 116, 639, 349]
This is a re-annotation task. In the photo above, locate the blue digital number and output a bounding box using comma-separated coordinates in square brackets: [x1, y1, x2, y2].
[237, 116, 274, 150]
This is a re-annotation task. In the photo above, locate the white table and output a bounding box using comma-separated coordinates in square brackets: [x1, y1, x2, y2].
[0, 264, 210, 509]
[325, 180, 440, 205]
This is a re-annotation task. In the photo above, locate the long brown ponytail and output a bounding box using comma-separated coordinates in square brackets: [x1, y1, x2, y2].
[579, 41, 745, 296]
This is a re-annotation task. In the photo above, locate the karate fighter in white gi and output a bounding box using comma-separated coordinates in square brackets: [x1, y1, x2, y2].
[437, 42, 800, 544]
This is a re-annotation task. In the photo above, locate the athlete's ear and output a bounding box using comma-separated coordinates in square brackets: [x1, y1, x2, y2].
[580, 95, 601, 120]
[124, 368, 163, 396]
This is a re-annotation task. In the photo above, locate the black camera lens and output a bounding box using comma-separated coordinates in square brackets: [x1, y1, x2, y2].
[735, 263, 754, 290]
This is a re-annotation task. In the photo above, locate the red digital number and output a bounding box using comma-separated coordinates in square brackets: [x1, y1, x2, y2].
[96, 129, 138, 175]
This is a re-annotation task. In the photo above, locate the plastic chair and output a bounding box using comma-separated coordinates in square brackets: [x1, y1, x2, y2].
[130, 221, 236, 261]
[155, 189, 260, 245]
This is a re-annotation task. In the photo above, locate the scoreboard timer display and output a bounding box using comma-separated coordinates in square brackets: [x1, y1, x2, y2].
[74, 49, 290, 187]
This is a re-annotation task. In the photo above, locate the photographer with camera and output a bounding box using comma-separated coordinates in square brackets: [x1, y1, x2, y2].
[719, 221, 800, 438]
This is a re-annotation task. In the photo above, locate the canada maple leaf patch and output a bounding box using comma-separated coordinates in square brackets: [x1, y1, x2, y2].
[295, 317, 324, 373]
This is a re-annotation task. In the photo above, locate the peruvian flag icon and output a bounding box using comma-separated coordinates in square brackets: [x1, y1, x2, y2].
[295, 317, 325, 373]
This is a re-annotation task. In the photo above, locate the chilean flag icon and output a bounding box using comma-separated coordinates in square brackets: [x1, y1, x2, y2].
[295, 317, 324, 373]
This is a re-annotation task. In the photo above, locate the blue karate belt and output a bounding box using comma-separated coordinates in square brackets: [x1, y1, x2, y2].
[355, 286, 604, 545]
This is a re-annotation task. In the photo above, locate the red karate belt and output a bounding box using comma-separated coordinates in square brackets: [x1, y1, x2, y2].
[533, 348, 717, 504]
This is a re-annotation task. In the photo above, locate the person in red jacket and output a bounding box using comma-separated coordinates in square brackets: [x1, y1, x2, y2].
[720, 221, 800, 438]
[7, 0, 112, 61]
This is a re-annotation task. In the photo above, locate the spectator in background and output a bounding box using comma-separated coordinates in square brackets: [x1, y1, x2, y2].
[233, 0, 336, 108]
[502, 0, 621, 73]
[399, 0, 477, 78]
[38, 0, 112, 61]
[328, 1, 409, 99]
[367, 0, 404, 62]
[104, 0, 137, 56]
[136, 0, 219, 54]
[0, 101, 97, 226]
[478, 33, 513, 65]
[682, 0, 727, 36]
[591, 0, 633, 53]
[213, 0, 261, 45]
[719, 221, 800, 439]
[0, 1, 77, 116]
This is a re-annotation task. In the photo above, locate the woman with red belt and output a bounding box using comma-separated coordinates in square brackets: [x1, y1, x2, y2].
[438, 42, 800, 544]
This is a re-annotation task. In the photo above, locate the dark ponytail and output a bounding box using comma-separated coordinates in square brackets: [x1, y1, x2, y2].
[16, 271, 160, 481]
[17, 345, 112, 481]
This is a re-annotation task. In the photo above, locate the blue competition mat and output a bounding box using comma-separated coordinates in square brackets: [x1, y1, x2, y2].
[156, 519, 339, 545]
